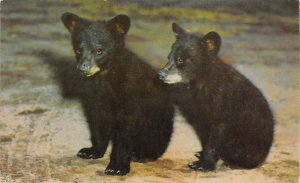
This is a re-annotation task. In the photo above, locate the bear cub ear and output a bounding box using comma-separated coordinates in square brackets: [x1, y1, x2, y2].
[61, 12, 83, 34]
[202, 31, 221, 59]
[106, 15, 130, 36]
[172, 23, 186, 40]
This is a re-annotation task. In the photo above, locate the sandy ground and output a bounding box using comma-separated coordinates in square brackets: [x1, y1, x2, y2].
[0, 0, 299, 182]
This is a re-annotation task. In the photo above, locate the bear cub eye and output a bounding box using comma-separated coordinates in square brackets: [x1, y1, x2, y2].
[96, 48, 104, 55]
[176, 57, 184, 66]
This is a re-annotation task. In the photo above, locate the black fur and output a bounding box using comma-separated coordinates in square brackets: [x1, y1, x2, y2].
[60, 13, 174, 175]
[159, 23, 274, 172]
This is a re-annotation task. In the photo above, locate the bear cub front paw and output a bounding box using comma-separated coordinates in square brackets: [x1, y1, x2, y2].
[77, 147, 104, 159]
[188, 160, 216, 172]
[105, 162, 130, 176]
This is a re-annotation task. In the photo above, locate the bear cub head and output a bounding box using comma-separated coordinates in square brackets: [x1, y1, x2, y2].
[61, 13, 130, 77]
[159, 23, 221, 84]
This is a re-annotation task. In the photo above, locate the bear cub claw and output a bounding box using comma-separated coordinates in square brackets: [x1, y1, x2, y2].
[105, 163, 130, 176]
[188, 160, 216, 172]
[194, 151, 203, 159]
[77, 147, 103, 159]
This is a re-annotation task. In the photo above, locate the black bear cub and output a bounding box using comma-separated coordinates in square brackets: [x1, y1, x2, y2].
[61, 13, 174, 175]
[159, 23, 274, 172]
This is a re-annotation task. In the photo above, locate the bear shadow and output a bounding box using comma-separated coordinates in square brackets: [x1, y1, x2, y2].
[36, 50, 94, 101]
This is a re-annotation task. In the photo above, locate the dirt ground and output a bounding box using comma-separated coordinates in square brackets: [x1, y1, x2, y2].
[0, 0, 299, 182]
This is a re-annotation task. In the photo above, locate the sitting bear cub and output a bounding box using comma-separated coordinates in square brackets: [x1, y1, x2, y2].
[61, 13, 174, 175]
[159, 23, 274, 172]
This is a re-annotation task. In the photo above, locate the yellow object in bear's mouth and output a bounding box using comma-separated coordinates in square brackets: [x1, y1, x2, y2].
[86, 66, 101, 77]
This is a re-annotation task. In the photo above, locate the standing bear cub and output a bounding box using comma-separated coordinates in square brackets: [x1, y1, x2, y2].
[61, 13, 174, 175]
[159, 23, 274, 172]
